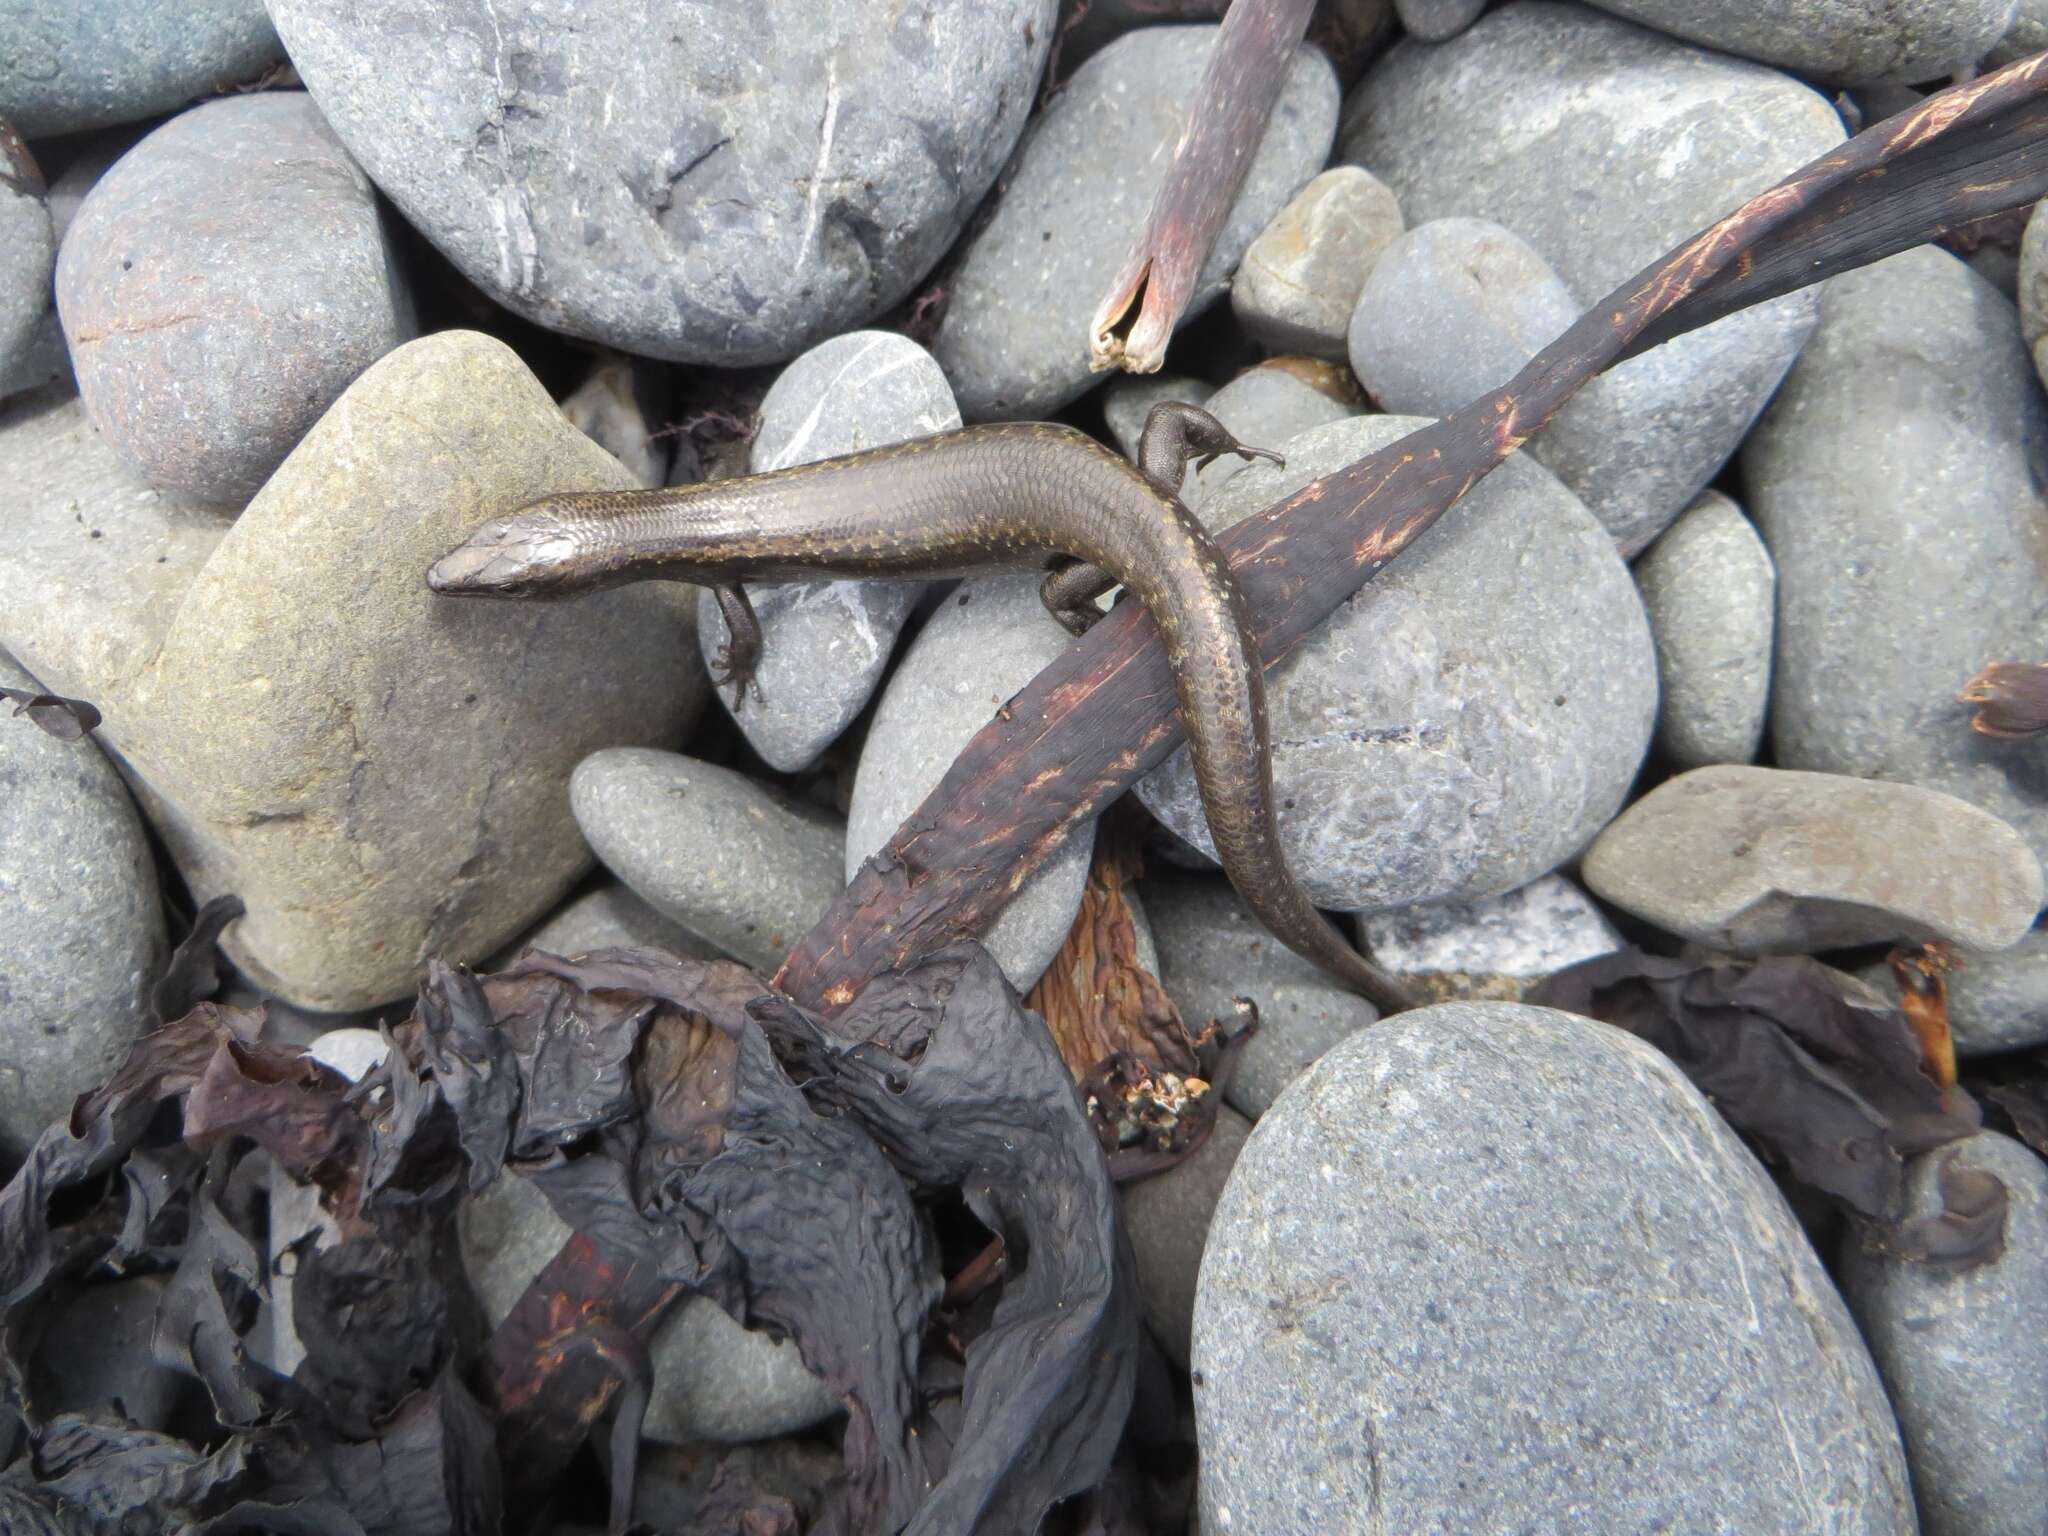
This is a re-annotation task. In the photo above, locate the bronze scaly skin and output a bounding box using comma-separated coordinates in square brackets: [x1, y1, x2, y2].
[427, 402, 1417, 1013]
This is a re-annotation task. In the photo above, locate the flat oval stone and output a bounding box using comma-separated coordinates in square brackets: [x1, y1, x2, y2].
[1578, 0, 2014, 84]
[1231, 166, 1403, 361]
[1136, 413, 1656, 913]
[1120, 1105, 1251, 1368]
[1349, 217, 1576, 418]
[2020, 195, 2048, 389]
[57, 93, 417, 502]
[1357, 872, 1621, 1002]
[1634, 490, 1775, 769]
[1341, 2, 1844, 553]
[0, 132, 53, 388]
[1990, 1, 2048, 67]
[1743, 245, 2048, 879]
[1147, 873, 1377, 1122]
[1348, 216, 1671, 552]
[698, 330, 962, 773]
[497, 878, 722, 967]
[570, 749, 842, 977]
[934, 25, 1337, 419]
[268, 0, 1053, 365]
[2, 331, 705, 1011]
[1393, 0, 1486, 41]
[0, 0, 283, 138]
[1842, 1132, 2048, 1536]
[1583, 765, 2044, 954]
[847, 574, 1093, 992]
[0, 651, 165, 1160]
[1194, 1001, 1915, 1533]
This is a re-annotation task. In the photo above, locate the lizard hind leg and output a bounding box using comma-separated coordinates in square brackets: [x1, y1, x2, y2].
[1039, 559, 1119, 637]
[707, 582, 765, 707]
[1136, 400, 1286, 496]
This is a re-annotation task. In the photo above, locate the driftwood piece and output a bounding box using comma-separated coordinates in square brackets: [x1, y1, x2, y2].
[1086, 0, 1317, 372]
[778, 53, 2048, 1014]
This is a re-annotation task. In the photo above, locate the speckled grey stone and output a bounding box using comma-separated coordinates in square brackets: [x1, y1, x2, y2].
[1232, 167, 1402, 361]
[934, 26, 1337, 420]
[1147, 873, 1375, 1122]
[1120, 1105, 1249, 1368]
[0, 387, 237, 709]
[1583, 766, 2043, 955]
[0, 0, 283, 138]
[1137, 414, 1656, 913]
[1635, 490, 1775, 769]
[1580, 0, 2013, 83]
[1842, 1132, 2048, 1536]
[1349, 218, 1572, 411]
[561, 355, 666, 490]
[1181, 360, 1359, 509]
[698, 330, 962, 772]
[497, 878, 723, 966]
[1101, 373, 1212, 463]
[1, 131, 126, 403]
[462, 1173, 838, 1445]
[848, 574, 1091, 992]
[570, 749, 839, 977]
[0, 136, 53, 394]
[1744, 246, 2048, 881]
[0, 652, 164, 1161]
[29, 1277, 180, 1429]
[1193, 1001, 1915, 1534]
[1393, 0, 1486, 40]
[1989, 1, 2048, 67]
[1859, 923, 2048, 1057]
[2017, 196, 2048, 389]
[1357, 872, 1622, 1002]
[56, 93, 416, 502]
[269, 0, 1051, 366]
[1341, 3, 1845, 554]
[1348, 217, 1672, 551]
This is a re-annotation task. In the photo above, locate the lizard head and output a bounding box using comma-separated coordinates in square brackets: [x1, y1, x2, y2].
[426, 505, 589, 597]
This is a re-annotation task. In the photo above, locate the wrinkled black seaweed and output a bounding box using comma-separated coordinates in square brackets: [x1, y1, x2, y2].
[1531, 950, 2003, 1264]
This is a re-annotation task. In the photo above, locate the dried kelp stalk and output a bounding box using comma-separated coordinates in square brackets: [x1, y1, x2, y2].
[1888, 943, 1958, 1089]
[1024, 834, 1193, 1085]
[1528, 950, 2004, 1266]
[1959, 659, 2048, 737]
[780, 52, 2048, 1011]
[1087, 0, 1317, 372]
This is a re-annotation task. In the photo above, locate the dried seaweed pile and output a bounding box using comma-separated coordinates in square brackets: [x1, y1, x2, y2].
[0, 904, 1186, 1534]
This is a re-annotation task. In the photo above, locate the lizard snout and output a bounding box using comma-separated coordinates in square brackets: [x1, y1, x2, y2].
[427, 512, 581, 595]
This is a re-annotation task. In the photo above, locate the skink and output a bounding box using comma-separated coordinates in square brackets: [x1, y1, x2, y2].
[428, 402, 1417, 1013]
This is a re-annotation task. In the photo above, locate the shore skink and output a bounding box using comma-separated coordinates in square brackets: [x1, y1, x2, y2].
[427, 402, 1418, 1013]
